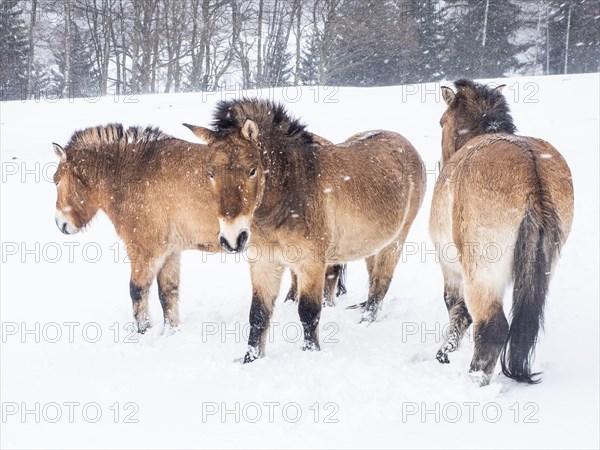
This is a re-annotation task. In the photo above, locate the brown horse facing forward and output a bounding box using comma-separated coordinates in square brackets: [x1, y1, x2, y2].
[431, 79, 574, 386]
[52, 124, 349, 334]
[52, 124, 223, 333]
[185, 99, 426, 363]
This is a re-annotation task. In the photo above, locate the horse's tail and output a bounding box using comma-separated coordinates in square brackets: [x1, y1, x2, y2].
[501, 185, 563, 384]
[336, 264, 348, 297]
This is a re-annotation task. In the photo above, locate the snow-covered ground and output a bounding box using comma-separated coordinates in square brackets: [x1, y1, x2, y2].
[1, 74, 598, 449]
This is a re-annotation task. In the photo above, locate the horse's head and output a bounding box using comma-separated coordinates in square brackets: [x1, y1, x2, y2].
[184, 120, 265, 253]
[52, 143, 100, 234]
[440, 79, 514, 164]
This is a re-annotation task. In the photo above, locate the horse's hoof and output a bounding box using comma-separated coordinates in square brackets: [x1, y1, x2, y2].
[302, 341, 321, 352]
[468, 370, 492, 387]
[137, 322, 151, 334]
[162, 324, 180, 336]
[346, 301, 367, 310]
[242, 353, 256, 364]
[242, 346, 261, 364]
[437, 333, 458, 362]
[436, 350, 450, 364]
[359, 309, 377, 324]
[336, 287, 347, 297]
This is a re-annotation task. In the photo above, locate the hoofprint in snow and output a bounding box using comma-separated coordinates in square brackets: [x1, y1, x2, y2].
[1, 74, 598, 449]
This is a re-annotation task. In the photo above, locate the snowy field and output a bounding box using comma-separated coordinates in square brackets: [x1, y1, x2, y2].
[1, 73, 598, 449]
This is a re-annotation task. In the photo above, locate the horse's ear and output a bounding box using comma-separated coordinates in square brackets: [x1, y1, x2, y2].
[53, 142, 66, 160]
[495, 84, 507, 94]
[241, 119, 259, 144]
[182, 123, 215, 143]
[441, 86, 456, 106]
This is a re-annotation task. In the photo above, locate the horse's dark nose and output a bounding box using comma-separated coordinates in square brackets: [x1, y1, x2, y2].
[219, 235, 235, 252]
[219, 230, 249, 253]
[237, 230, 249, 251]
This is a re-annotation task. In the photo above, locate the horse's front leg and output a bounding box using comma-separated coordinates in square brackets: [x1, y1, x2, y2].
[157, 251, 181, 331]
[296, 264, 326, 351]
[129, 254, 157, 334]
[243, 261, 284, 363]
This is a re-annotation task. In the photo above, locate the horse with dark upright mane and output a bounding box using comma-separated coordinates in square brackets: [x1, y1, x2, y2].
[52, 124, 223, 333]
[53, 123, 352, 334]
[431, 79, 574, 385]
[184, 99, 426, 363]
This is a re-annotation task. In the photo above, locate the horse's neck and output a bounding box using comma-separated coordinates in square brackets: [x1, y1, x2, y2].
[85, 154, 136, 213]
[442, 129, 482, 166]
[257, 145, 317, 227]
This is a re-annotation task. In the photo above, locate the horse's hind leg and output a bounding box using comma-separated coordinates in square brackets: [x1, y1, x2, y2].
[157, 251, 181, 330]
[360, 243, 402, 323]
[284, 270, 298, 303]
[323, 264, 343, 307]
[243, 260, 284, 363]
[365, 255, 375, 281]
[346, 258, 375, 310]
[335, 264, 348, 296]
[436, 268, 472, 364]
[464, 279, 509, 386]
[293, 265, 345, 307]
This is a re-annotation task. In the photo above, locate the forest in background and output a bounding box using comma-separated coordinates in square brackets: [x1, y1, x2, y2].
[1, 0, 598, 100]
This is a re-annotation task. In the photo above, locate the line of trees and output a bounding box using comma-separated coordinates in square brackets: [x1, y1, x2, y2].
[1, 0, 598, 100]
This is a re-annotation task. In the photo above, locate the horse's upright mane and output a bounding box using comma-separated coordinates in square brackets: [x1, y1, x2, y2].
[67, 123, 172, 151]
[452, 79, 517, 134]
[211, 98, 315, 145]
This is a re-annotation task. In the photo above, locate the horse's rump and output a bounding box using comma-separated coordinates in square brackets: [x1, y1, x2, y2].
[316, 131, 426, 262]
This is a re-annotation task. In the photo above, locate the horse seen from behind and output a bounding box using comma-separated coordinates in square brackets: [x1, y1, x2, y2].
[431, 79, 574, 385]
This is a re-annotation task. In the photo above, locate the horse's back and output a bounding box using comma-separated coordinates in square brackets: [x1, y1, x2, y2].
[109, 139, 220, 251]
[321, 130, 425, 208]
[318, 130, 426, 261]
[431, 133, 573, 282]
[326, 130, 424, 178]
[451, 134, 572, 233]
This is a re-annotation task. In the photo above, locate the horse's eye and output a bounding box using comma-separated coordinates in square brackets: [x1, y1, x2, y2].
[207, 171, 214, 179]
[248, 167, 257, 178]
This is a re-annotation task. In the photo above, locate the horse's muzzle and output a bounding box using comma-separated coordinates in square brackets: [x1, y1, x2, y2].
[55, 210, 79, 235]
[219, 230, 249, 253]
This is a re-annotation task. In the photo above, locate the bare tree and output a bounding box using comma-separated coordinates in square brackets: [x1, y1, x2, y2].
[130, 0, 159, 93]
[162, 0, 188, 92]
[230, 0, 252, 88]
[260, 0, 295, 86]
[294, 0, 301, 85]
[26, 0, 37, 98]
[63, 0, 72, 96]
[256, 0, 263, 86]
[78, 0, 114, 95]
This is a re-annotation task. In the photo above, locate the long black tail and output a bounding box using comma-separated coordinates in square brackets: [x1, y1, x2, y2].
[501, 198, 563, 384]
[336, 264, 348, 297]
